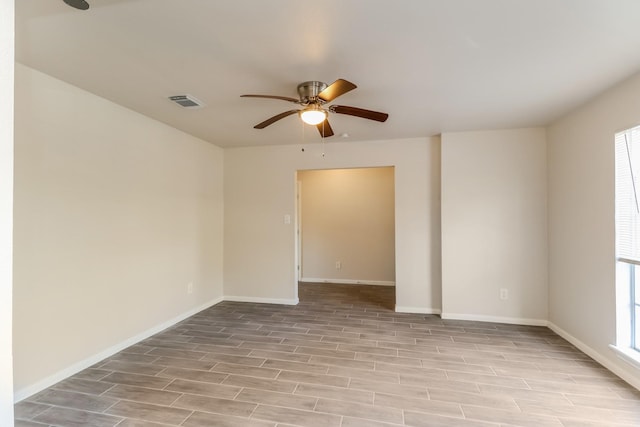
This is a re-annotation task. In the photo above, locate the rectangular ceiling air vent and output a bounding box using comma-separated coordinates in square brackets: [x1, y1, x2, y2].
[168, 94, 205, 109]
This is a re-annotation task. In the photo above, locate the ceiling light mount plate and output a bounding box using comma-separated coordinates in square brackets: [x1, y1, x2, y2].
[63, 0, 90, 10]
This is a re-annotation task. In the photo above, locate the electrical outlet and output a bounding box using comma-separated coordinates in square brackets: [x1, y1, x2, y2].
[335, 261, 341, 270]
[499, 288, 508, 300]
[187, 282, 193, 294]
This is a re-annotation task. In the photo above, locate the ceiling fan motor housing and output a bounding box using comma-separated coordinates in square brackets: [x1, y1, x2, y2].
[297, 81, 327, 105]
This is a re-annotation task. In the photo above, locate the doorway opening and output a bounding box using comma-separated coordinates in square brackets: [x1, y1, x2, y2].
[295, 167, 396, 309]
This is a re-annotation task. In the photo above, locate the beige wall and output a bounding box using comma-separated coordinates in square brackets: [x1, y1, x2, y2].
[548, 71, 640, 388]
[298, 167, 395, 284]
[12, 64, 224, 399]
[224, 138, 441, 312]
[441, 128, 548, 324]
[11, 57, 640, 399]
[1, 0, 14, 423]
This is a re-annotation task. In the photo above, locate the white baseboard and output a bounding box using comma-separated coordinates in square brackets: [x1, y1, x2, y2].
[223, 296, 299, 305]
[14, 296, 223, 402]
[14, 294, 640, 402]
[440, 312, 548, 326]
[395, 306, 441, 315]
[300, 278, 395, 286]
[548, 322, 640, 391]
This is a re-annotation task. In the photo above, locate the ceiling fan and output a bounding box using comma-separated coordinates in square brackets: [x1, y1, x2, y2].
[241, 79, 389, 138]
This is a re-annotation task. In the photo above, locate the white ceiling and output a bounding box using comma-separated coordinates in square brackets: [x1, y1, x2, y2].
[15, 0, 640, 147]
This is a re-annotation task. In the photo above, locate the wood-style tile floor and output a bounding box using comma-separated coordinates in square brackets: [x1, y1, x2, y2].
[14, 283, 640, 426]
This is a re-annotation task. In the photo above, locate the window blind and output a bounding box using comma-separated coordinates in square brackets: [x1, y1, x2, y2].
[615, 126, 640, 264]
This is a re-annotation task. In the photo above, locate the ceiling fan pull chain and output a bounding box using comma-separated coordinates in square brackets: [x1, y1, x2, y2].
[301, 118, 306, 149]
[321, 121, 325, 158]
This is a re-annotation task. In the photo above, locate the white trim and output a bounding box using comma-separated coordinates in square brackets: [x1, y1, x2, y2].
[224, 296, 299, 305]
[441, 312, 548, 326]
[610, 344, 640, 371]
[300, 278, 395, 286]
[14, 297, 223, 402]
[548, 322, 640, 391]
[395, 306, 441, 315]
[617, 257, 640, 266]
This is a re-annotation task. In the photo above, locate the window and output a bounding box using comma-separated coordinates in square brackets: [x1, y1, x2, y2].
[615, 126, 640, 358]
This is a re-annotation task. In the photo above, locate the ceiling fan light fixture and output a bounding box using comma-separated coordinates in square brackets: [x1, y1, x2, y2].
[241, 78, 388, 137]
[300, 108, 327, 125]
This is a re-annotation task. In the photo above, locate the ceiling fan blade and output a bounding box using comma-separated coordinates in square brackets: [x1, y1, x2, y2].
[331, 105, 389, 122]
[241, 94, 299, 103]
[317, 79, 357, 102]
[316, 119, 334, 138]
[254, 110, 300, 129]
